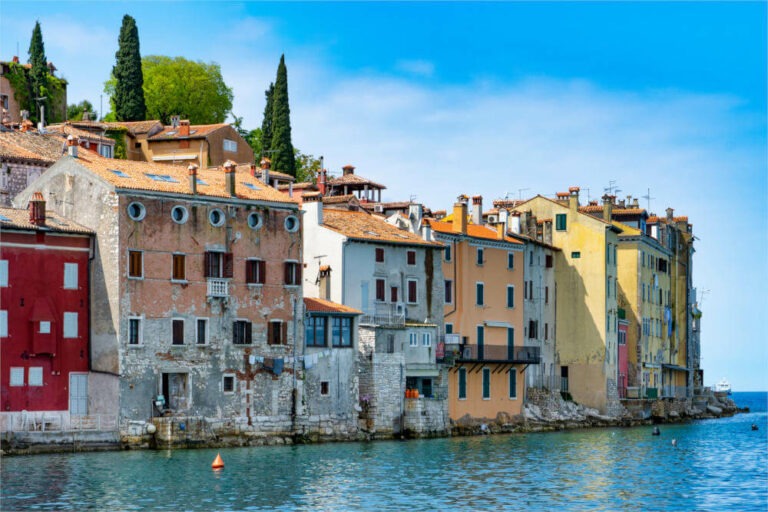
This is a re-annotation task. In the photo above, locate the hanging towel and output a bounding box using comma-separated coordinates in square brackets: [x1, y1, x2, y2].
[273, 358, 284, 376]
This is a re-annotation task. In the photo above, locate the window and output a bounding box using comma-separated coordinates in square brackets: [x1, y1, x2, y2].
[247, 212, 263, 230]
[320, 381, 330, 396]
[375, 248, 384, 263]
[390, 286, 398, 303]
[306, 316, 327, 347]
[63, 312, 78, 338]
[196, 318, 208, 345]
[172, 319, 184, 345]
[482, 368, 491, 399]
[29, 367, 43, 387]
[268, 320, 286, 345]
[507, 252, 514, 270]
[445, 280, 453, 304]
[422, 332, 431, 347]
[444, 244, 452, 262]
[407, 279, 418, 303]
[332, 317, 352, 347]
[128, 250, 143, 278]
[507, 328, 515, 359]
[606, 243, 611, 264]
[445, 323, 453, 334]
[0, 259, 7, 287]
[407, 250, 416, 265]
[0, 310, 8, 337]
[477, 325, 485, 359]
[209, 208, 225, 227]
[458, 368, 467, 400]
[528, 320, 538, 339]
[476, 247, 484, 265]
[246, 259, 266, 285]
[545, 286, 549, 304]
[127, 202, 146, 221]
[528, 281, 534, 300]
[63, 263, 78, 289]
[39, 321, 51, 334]
[507, 285, 515, 309]
[284, 261, 301, 286]
[509, 368, 518, 399]
[476, 282, 484, 306]
[546, 254, 553, 268]
[222, 375, 235, 393]
[171, 205, 188, 224]
[409, 332, 418, 347]
[375, 278, 386, 302]
[556, 213, 567, 231]
[223, 139, 237, 152]
[233, 320, 253, 345]
[128, 317, 142, 345]
[172, 254, 186, 281]
[204, 251, 233, 278]
[529, 251, 534, 266]
[545, 323, 549, 340]
[284, 215, 299, 232]
[99, 145, 113, 158]
[10, 367, 24, 386]
[571, 251, 581, 259]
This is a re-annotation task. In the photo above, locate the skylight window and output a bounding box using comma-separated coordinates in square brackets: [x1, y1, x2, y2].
[145, 173, 179, 183]
[166, 131, 177, 136]
[0, 214, 11, 222]
[365, 230, 379, 236]
[241, 182, 261, 191]
[196, 178, 208, 186]
[189, 130, 197, 135]
[110, 169, 130, 178]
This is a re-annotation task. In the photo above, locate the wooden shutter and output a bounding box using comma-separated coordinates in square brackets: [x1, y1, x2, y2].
[267, 321, 274, 345]
[173, 255, 185, 280]
[295, 264, 302, 285]
[204, 252, 214, 278]
[173, 320, 184, 345]
[258, 260, 266, 284]
[376, 279, 385, 301]
[281, 322, 287, 345]
[245, 261, 254, 283]
[223, 252, 234, 278]
[408, 280, 417, 302]
[245, 322, 252, 344]
[284, 263, 291, 285]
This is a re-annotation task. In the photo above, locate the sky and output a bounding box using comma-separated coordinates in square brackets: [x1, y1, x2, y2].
[2, 1, 766, 390]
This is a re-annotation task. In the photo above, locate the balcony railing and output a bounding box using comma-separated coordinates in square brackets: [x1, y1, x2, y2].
[207, 278, 229, 298]
[458, 344, 540, 364]
[360, 302, 405, 327]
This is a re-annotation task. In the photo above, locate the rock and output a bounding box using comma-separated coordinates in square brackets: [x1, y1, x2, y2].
[669, 411, 680, 419]
[707, 405, 722, 416]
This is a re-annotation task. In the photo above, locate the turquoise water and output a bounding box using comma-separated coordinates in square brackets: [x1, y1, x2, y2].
[2, 392, 766, 511]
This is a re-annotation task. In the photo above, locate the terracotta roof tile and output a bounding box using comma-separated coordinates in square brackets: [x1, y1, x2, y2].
[327, 173, 386, 189]
[322, 194, 357, 204]
[428, 219, 523, 245]
[103, 120, 164, 135]
[304, 297, 362, 315]
[321, 209, 440, 246]
[0, 131, 64, 163]
[148, 124, 229, 140]
[46, 123, 114, 144]
[0, 207, 93, 234]
[67, 152, 297, 205]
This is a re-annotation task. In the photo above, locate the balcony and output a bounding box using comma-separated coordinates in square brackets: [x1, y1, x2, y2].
[457, 344, 540, 364]
[207, 278, 229, 298]
[360, 302, 405, 327]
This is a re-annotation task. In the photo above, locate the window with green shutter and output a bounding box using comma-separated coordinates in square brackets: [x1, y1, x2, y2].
[509, 368, 518, 399]
[556, 213, 567, 231]
[458, 368, 467, 399]
[482, 368, 491, 399]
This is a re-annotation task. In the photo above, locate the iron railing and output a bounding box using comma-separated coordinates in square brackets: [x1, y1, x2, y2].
[361, 303, 405, 327]
[0, 412, 118, 432]
[458, 344, 540, 364]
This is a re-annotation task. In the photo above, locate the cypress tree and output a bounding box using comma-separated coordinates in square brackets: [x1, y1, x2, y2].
[27, 21, 49, 123]
[113, 14, 146, 121]
[270, 55, 296, 176]
[260, 83, 274, 157]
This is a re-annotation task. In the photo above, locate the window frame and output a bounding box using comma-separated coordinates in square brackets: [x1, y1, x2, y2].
[306, 316, 328, 347]
[555, 213, 567, 231]
[482, 367, 491, 400]
[444, 244, 452, 262]
[509, 368, 518, 400]
[63, 262, 78, 289]
[127, 201, 146, 221]
[284, 260, 302, 286]
[375, 247, 385, 263]
[476, 247, 484, 266]
[406, 250, 416, 266]
[172, 318, 185, 346]
[458, 367, 467, 400]
[375, 278, 386, 302]
[63, 312, 78, 338]
[331, 316, 353, 348]
[171, 205, 189, 224]
[421, 332, 431, 347]
[476, 282, 485, 306]
[445, 279, 453, 304]
[506, 285, 515, 309]
[268, 320, 286, 345]
[406, 278, 418, 304]
[28, 367, 43, 387]
[0, 309, 6, 337]
[223, 138, 237, 152]
[128, 316, 143, 346]
[409, 331, 418, 347]
[172, 253, 186, 282]
[233, 320, 253, 345]
[128, 250, 143, 279]
[246, 258, 266, 285]
[222, 374, 236, 394]
[10, 367, 24, 386]
[507, 252, 514, 270]
[196, 318, 209, 345]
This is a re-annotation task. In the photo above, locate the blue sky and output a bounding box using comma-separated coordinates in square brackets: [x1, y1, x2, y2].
[2, 2, 766, 390]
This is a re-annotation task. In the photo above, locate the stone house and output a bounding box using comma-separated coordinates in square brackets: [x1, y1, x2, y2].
[0, 130, 63, 206]
[15, 138, 305, 440]
[145, 120, 254, 167]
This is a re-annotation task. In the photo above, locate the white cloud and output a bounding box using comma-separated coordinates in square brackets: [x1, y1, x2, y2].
[395, 59, 435, 77]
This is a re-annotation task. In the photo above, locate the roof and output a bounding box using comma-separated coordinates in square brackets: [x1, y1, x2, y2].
[279, 182, 317, 192]
[46, 124, 114, 144]
[0, 207, 93, 235]
[579, 205, 647, 216]
[322, 194, 357, 205]
[428, 219, 523, 245]
[103, 120, 164, 135]
[148, 123, 230, 140]
[327, 172, 386, 190]
[62, 151, 298, 205]
[513, 194, 621, 230]
[304, 297, 362, 315]
[0, 131, 64, 163]
[321, 209, 440, 247]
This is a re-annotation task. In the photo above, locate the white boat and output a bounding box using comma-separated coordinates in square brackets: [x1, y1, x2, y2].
[715, 378, 732, 395]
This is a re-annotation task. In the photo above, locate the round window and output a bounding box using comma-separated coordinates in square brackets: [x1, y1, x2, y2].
[284, 215, 299, 233]
[127, 202, 146, 221]
[171, 205, 188, 224]
[209, 208, 225, 227]
[248, 212, 263, 230]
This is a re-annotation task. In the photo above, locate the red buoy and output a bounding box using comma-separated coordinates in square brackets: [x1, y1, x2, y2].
[212, 453, 224, 469]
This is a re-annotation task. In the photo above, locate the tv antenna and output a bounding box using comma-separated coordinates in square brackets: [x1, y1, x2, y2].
[641, 188, 655, 212]
[604, 180, 621, 196]
[698, 289, 710, 307]
[518, 188, 529, 200]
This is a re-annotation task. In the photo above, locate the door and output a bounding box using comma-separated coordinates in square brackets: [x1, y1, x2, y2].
[163, 373, 189, 410]
[69, 373, 88, 415]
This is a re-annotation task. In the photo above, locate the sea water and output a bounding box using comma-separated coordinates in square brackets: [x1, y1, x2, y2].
[2, 391, 766, 511]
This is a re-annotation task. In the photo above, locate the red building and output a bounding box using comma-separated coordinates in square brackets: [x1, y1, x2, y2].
[0, 193, 93, 427]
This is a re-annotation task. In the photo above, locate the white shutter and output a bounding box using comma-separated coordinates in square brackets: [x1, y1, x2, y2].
[0, 310, 7, 337]
[0, 260, 8, 287]
[10, 367, 24, 386]
[63, 312, 78, 338]
[64, 263, 78, 289]
[29, 367, 43, 386]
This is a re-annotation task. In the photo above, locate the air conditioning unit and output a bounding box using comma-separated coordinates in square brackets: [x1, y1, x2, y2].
[373, 204, 384, 213]
[395, 302, 405, 315]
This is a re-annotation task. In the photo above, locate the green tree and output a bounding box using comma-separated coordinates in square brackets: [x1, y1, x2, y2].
[112, 14, 146, 121]
[294, 149, 321, 183]
[260, 83, 274, 157]
[67, 100, 95, 121]
[27, 21, 49, 124]
[113, 56, 233, 125]
[269, 55, 296, 176]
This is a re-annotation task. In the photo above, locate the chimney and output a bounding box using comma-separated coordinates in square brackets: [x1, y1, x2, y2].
[452, 195, 468, 234]
[318, 169, 327, 195]
[543, 220, 553, 244]
[66, 135, 78, 158]
[179, 120, 190, 137]
[12, 56, 19, 64]
[223, 160, 237, 197]
[249, 163, 258, 177]
[471, 195, 483, 225]
[666, 207, 674, 222]
[188, 164, 198, 195]
[408, 203, 422, 227]
[510, 211, 521, 234]
[28, 191, 46, 226]
[496, 221, 505, 240]
[602, 194, 613, 222]
[260, 157, 271, 185]
[302, 192, 323, 225]
[568, 186, 580, 213]
[342, 164, 355, 176]
[498, 208, 509, 230]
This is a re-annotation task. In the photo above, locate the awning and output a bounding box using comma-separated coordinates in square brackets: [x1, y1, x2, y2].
[406, 364, 440, 377]
[484, 321, 513, 328]
[152, 154, 198, 161]
[662, 364, 689, 372]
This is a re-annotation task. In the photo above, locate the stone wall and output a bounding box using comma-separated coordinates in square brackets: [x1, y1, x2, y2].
[403, 397, 449, 436]
[358, 326, 405, 437]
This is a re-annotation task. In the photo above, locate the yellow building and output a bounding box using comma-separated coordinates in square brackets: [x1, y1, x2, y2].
[512, 188, 622, 415]
[428, 196, 533, 422]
